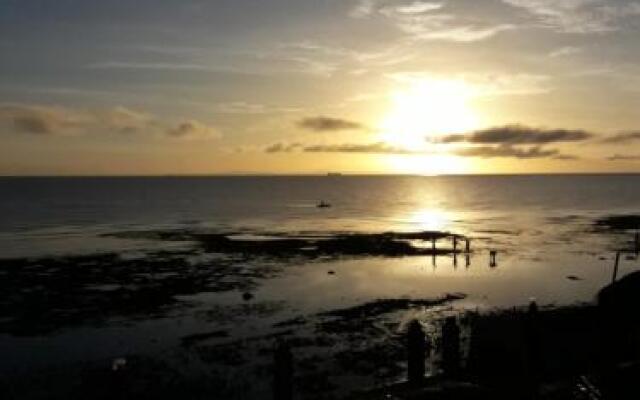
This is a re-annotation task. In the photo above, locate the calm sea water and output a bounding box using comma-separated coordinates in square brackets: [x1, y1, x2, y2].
[1, 175, 639, 254]
[1, 174, 639, 379]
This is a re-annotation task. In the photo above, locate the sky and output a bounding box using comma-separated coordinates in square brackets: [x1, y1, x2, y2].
[1, 0, 640, 175]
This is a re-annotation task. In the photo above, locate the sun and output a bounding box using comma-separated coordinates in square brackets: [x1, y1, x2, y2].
[380, 78, 479, 149]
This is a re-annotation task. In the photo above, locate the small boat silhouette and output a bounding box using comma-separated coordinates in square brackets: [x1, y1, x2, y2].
[317, 200, 331, 208]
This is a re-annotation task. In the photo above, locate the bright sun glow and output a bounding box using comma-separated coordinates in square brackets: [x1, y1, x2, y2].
[380, 78, 479, 149]
[409, 208, 450, 231]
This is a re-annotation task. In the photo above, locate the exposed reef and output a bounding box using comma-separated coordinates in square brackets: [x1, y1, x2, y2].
[105, 229, 468, 258]
[0, 252, 280, 336]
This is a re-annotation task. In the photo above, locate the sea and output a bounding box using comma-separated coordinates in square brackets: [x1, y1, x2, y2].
[0, 174, 639, 395]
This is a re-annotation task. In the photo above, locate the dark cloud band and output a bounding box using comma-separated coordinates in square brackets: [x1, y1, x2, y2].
[297, 116, 364, 132]
[438, 125, 592, 145]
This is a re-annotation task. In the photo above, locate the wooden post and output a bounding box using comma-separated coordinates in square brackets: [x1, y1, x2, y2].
[442, 316, 460, 377]
[273, 342, 293, 400]
[635, 231, 639, 254]
[465, 238, 470, 253]
[407, 320, 427, 384]
[453, 253, 458, 268]
[612, 251, 621, 284]
[452, 236, 458, 253]
[432, 238, 437, 268]
[465, 254, 470, 268]
[489, 250, 497, 267]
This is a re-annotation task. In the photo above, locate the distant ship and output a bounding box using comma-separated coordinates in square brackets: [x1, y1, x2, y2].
[327, 172, 342, 176]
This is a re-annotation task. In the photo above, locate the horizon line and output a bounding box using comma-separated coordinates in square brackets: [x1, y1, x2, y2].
[1, 171, 640, 178]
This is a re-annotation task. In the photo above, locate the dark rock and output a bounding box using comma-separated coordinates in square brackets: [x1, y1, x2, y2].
[599, 271, 640, 316]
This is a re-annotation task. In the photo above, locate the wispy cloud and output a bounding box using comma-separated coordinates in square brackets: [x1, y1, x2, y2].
[265, 142, 303, 153]
[265, 141, 419, 154]
[454, 145, 567, 159]
[388, 72, 552, 96]
[166, 120, 220, 140]
[297, 116, 365, 132]
[607, 154, 640, 161]
[87, 61, 213, 71]
[213, 101, 301, 115]
[391, 1, 444, 14]
[548, 46, 583, 58]
[352, 0, 514, 42]
[601, 131, 640, 144]
[437, 125, 593, 144]
[503, 0, 640, 33]
[303, 142, 416, 154]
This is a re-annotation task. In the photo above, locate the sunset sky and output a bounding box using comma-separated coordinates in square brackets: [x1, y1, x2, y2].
[1, 0, 640, 175]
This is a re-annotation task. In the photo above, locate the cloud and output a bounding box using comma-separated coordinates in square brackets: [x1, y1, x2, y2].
[388, 72, 552, 96]
[454, 145, 561, 159]
[0, 103, 219, 140]
[213, 101, 301, 115]
[0, 103, 98, 135]
[392, 1, 444, 14]
[548, 46, 583, 58]
[607, 154, 640, 161]
[166, 120, 220, 140]
[87, 61, 212, 71]
[503, 0, 640, 33]
[99, 106, 154, 134]
[303, 142, 416, 154]
[265, 139, 576, 159]
[438, 125, 593, 144]
[264, 142, 303, 153]
[297, 116, 364, 132]
[352, 0, 514, 42]
[350, 0, 379, 18]
[601, 131, 640, 144]
[553, 154, 580, 160]
[265, 141, 418, 154]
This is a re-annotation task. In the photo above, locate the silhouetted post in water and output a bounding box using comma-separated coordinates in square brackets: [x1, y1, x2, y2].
[407, 320, 428, 384]
[442, 316, 460, 377]
[611, 251, 621, 284]
[465, 238, 470, 253]
[465, 254, 470, 268]
[453, 236, 458, 253]
[453, 253, 458, 268]
[273, 342, 293, 400]
[635, 231, 639, 254]
[489, 250, 497, 267]
[432, 238, 437, 268]
[525, 301, 541, 399]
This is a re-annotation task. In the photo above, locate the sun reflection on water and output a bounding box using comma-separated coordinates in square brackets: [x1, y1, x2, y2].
[408, 208, 450, 231]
